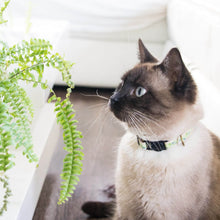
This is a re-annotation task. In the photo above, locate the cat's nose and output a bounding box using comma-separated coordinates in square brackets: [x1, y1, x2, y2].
[109, 96, 119, 111]
[110, 97, 119, 105]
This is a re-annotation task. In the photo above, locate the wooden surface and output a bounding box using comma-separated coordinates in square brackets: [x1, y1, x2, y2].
[33, 87, 124, 220]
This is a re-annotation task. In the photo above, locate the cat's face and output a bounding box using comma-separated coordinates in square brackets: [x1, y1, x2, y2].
[109, 39, 199, 140]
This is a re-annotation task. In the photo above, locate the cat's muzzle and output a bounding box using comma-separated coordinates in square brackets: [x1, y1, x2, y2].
[109, 95, 126, 122]
[109, 95, 120, 112]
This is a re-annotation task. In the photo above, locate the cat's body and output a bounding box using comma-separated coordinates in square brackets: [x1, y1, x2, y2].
[114, 124, 220, 220]
[82, 39, 220, 219]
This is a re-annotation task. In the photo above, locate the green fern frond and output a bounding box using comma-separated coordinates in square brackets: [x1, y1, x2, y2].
[0, 90, 15, 172]
[51, 90, 83, 204]
[1, 36, 82, 214]
[0, 134, 14, 173]
[0, 1, 83, 215]
[49, 54, 74, 88]
[0, 101, 15, 172]
[0, 0, 10, 24]
[0, 175, 12, 215]
[0, 39, 73, 88]
[5, 39, 53, 82]
[0, 80, 37, 162]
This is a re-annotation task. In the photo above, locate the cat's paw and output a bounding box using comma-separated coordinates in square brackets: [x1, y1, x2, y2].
[81, 201, 115, 218]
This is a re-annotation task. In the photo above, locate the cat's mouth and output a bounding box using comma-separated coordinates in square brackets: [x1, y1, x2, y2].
[109, 97, 127, 122]
[109, 98, 149, 135]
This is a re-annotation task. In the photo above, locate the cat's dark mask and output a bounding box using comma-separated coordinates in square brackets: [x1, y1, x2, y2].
[109, 39, 197, 126]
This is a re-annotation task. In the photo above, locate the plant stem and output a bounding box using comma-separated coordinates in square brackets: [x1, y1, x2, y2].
[9, 62, 46, 79]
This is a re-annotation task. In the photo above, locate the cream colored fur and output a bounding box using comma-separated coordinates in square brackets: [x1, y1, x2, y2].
[113, 100, 213, 220]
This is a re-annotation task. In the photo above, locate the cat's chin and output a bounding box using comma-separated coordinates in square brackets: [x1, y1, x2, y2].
[121, 123, 153, 140]
[126, 126, 163, 142]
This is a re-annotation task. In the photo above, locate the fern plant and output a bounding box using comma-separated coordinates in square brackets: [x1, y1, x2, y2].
[0, 0, 83, 215]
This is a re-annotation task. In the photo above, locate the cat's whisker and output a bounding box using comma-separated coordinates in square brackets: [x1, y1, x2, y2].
[80, 91, 109, 101]
[94, 105, 114, 149]
[144, 117, 167, 133]
[102, 104, 119, 125]
[96, 89, 110, 101]
[87, 102, 107, 110]
[132, 109, 163, 123]
[129, 116, 142, 136]
[132, 110, 161, 124]
[132, 113, 158, 140]
[126, 110, 145, 136]
[104, 106, 119, 126]
[104, 104, 110, 113]
[127, 111, 153, 138]
[130, 114, 144, 134]
[84, 104, 107, 135]
[130, 110, 162, 143]
[132, 110, 167, 133]
[131, 112, 169, 151]
[127, 114, 138, 133]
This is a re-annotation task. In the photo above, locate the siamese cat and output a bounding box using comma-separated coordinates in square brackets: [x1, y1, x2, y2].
[82, 39, 220, 219]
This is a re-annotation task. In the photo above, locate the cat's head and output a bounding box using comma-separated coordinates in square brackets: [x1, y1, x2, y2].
[109, 39, 203, 141]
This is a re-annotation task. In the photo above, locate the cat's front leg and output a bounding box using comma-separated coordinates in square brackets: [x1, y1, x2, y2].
[112, 212, 128, 220]
[112, 202, 137, 220]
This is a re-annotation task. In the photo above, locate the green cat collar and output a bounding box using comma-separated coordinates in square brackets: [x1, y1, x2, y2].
[137, 129, 192, 152]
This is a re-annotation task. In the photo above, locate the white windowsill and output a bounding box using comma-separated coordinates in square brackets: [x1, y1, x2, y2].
[0, 103, 60, 220]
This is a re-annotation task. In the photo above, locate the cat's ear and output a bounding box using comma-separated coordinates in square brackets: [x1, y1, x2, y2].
[160, 48, 196, 103]
[160, 48, 189, 84]
[138, 39, 158, 63]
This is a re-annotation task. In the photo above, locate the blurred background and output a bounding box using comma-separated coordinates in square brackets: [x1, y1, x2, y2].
[1, 0, 220, 219]
[3, 0, 168, 87]
[2, 0, 220, 90]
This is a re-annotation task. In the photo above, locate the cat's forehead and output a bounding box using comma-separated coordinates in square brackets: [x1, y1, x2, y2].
[121, 63, 169, 90]
[122, 63, 156, 84]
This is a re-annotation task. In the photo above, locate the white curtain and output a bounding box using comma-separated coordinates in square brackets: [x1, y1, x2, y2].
[7, 0, 168, 33]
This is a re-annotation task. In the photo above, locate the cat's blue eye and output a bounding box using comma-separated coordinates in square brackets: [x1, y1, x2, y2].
[135, 86, 146, 97]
